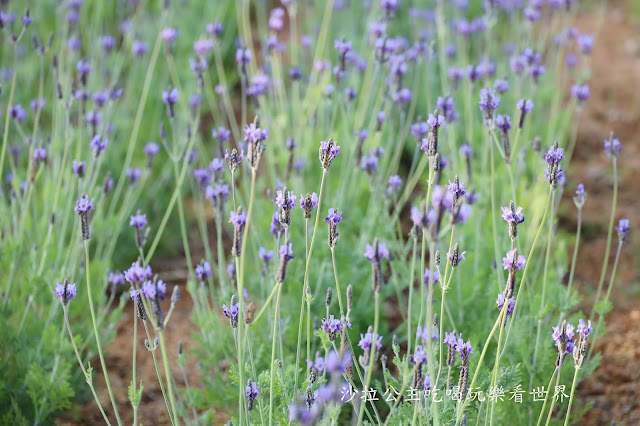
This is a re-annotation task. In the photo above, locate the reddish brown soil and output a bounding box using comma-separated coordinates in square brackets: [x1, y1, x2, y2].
[559, 3, 640, 425]
[59, 4, 640, 426]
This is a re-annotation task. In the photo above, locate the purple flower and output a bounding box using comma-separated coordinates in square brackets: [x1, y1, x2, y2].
[224, 149, 244, 173]
[493, 78, 510, 94]
[334, 39, 352, 57]
[268, 7, 285, 32]
[235, 47, 252, 65]
[501, 205, 525, 225]
[495, 114, 511, 134]
[246, 382, 259, 411]
[460, 144, 472, 158]
[306, 355, 326, 373]
[160, 27, 179, 43]
[67, 35, 82, 51]
[325, 350, 351, 376]
[615, 219, 630, 241]
[193, 169, 211, 187]
[409, 345, 428, 365]
[364, 242, 390, 263]
[455, 338, 473, 361]
[502, 249, 526, 271]
[132, 40, 148, 56]
[212, 127, 231, 142]
[416, 324, 439, 344]
[129, 213, 147, 230]
[124, 261, 153, 284]
[577, 34, 594, 54]
[258, 247, 274, 265]
[126, 167, 141, 184]
[162, 87, 179, 107]
[604, 137, 622, 158]
[30, 98, 46, 111]
[270, 212, 282, 237]
[9, 105, 27, 123]
[229, 209, 247, 228]
[279, 243, 294, 260]
[381, 0, 398, 13]
[411, 121, 430, 140]
[142, 279, 167, 301]
[72, 160, 86, 178]
[299, 193, 319, 213]
[144, 142, 160, 161]
[444, 332, 457, 349]
[108, 271, 126, 286]
[428, 113, 446, 130]
[571, 84, 590, 103]
[100, 35, 115, 52]
[545, 145, 565, 167]
[208, 158, 224, 175]
[577, 319, 593, 339]
[75, 195, 94, 214]
[319, 139, 340, 170]
[195, 260, 212, 281]
[206, 21, 224, 37]
[358, 331, 383, 352]
[55, 280, 77, 305]
[223, 302, 239, 322]
[193, 38, 213, 57]
[321, 315, 344, 340]
[478, 87, 500, 120]
[33, 148, 48, 163]
[496, 294, 515, 316]
[205, 183, 229, 205]
[552, 322, 575, 360]
[424, 268, 440, 286]
[275, 190, 297, 211]
[446, 178, 466, 201]
[446, 245, 466, 268]
[516, 99, 534, 128]
[227, 263, 236, 279]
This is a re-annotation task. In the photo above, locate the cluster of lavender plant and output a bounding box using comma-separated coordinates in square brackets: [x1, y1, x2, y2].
[0, 0, 630, 425]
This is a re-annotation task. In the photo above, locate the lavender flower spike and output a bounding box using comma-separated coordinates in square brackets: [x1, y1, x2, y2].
[229, 207, 247, 257]
[55, 278, 77, 305]
[516, 99, 534, 128]
[365, 239, 390, 292]
[604, 136, 622, 158]
[276, 243, 294, 283]
[300, 193, 318, 219]
[544, 142, 565, 188]
[246, 381, 259, 411]
[502, 201, 525, 239]
[319, 139, 340, 170]
[615, 219, 630, 242]
[75, 194, 95, 240]
[325, 208, 343, 248]
[275, 187, 296, 228]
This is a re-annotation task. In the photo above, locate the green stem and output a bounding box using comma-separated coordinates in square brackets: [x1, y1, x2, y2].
[84, 241, 122, 425]
[330, 248, 344, 317]
[357, 292, 380, 425]
[143, 321, 175, 425]
[295, 170, 327, 390]
[590, 157, 617, 320]
[268, 282, 283, 426]
[565, 207, 583, 298]
[63, 307, 111, 426]
[544, 369, 563, 426]
[563, 366, 580, 426]
[158, 332, 178, 425]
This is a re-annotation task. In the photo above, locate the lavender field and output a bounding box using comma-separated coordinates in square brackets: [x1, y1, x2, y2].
[0, 0, 638, 425]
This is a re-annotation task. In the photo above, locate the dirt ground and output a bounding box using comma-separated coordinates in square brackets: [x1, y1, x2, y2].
[560, 3, 640, 425]
[58, 4, 640, 426]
